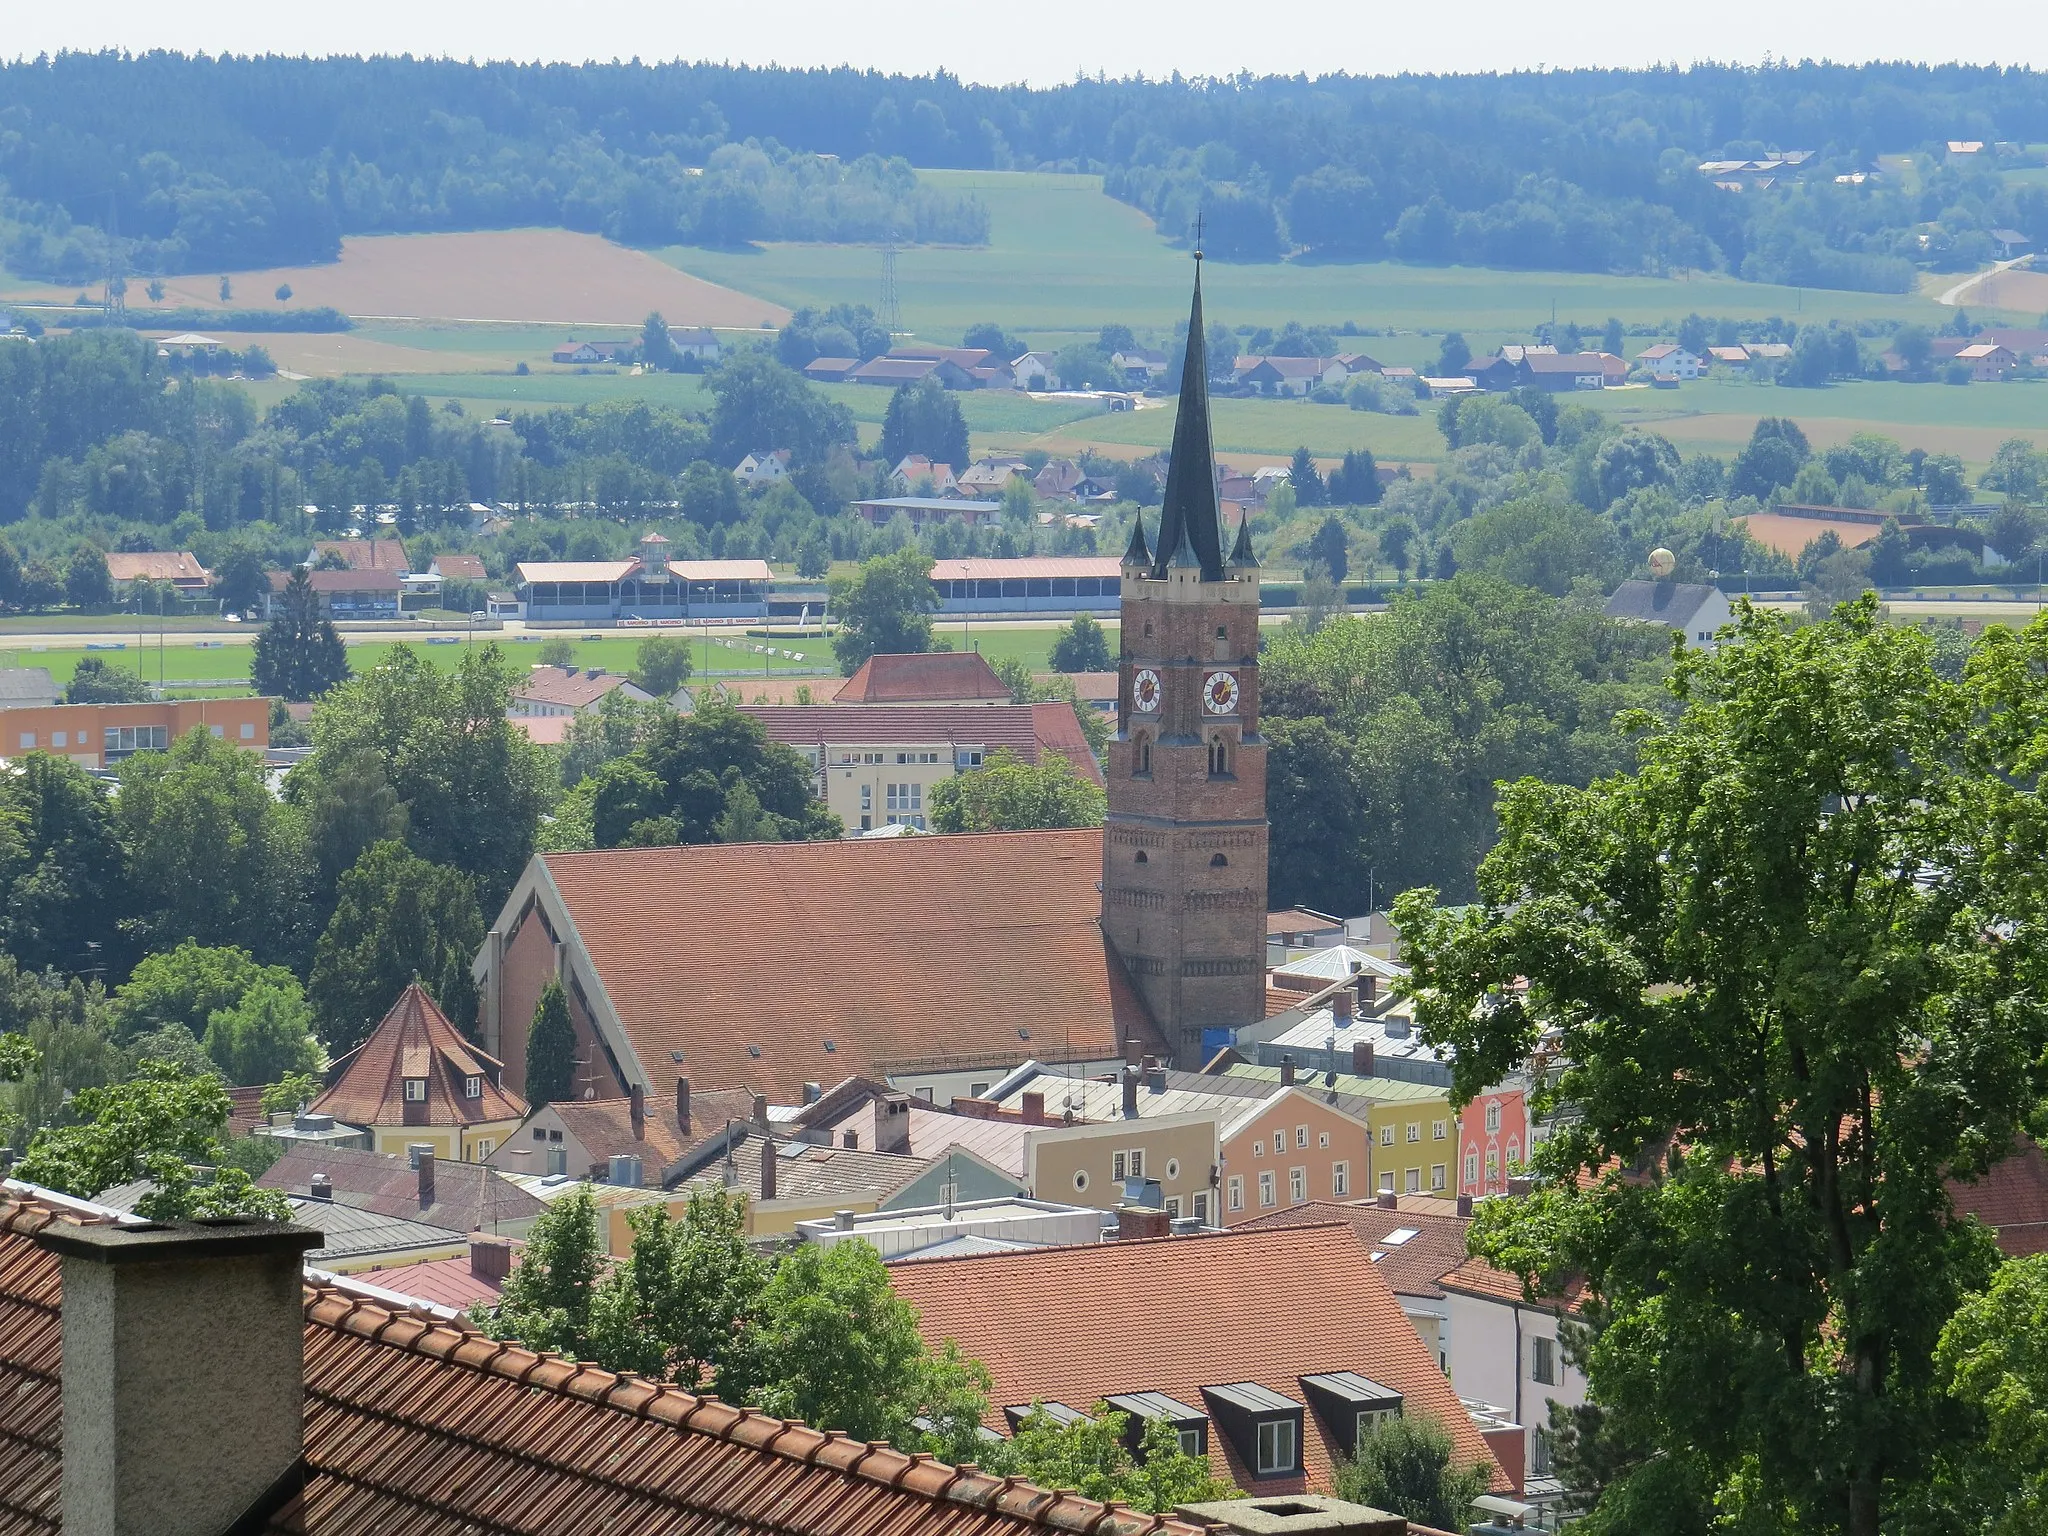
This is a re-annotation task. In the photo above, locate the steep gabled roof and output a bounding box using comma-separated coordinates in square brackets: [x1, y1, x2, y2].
[311, 538, 409, 573]
[1602, 579, 1720, 629]
[833, 651, 1014, 704]
[0, 1187, 1202, 1536]
[311, 984, 526, 1130]
[258, 1144, 545, 1232]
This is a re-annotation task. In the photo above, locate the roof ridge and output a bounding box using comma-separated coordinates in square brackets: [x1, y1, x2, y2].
[303, 1274, 1200, 1534]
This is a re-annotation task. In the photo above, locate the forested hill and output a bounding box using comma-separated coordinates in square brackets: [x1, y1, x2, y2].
[3, 55, 2046, 289]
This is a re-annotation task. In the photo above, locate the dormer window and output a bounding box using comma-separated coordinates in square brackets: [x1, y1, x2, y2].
[465, 1075, 483, 1099]
[1202, 1382, 1304, 1479]
[403, 1079, 426, 1102]
[1257, 1419, 1297, 1475]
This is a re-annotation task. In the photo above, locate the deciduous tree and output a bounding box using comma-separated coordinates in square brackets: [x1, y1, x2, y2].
[928, 748, 1105, 832]
[1334, 1416, 1490, 1530]
[829, 546, 938, 675]
[1049, 613, 1112, 673]
[989, 1404, 1237, 1513]
[307, 841, 483, 1054]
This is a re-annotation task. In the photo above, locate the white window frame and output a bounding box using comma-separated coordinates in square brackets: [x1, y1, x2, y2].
[1332, 1161, 1349, 1197]
[1289, 1166, 1306, 1202]
[1531, 1334, 1557, 1386]
[1295, 1125, 1308, 1149]
[1380, 1125, 1395, 1146]
[1430, 1164, 1447, 1191]
[1465, 1152, 1479, 1185]
[1433, 1119, 1448, 1140]
[1177, 1426, 1202, 1458]
[403, 1079, 426, 1102]
[1258, 1171, 1276, 1207]
[464, 1075, 482, 1099]
[1256, 1417, 1297, 1475]
[1486, 1100, 1502, 1133]
[1380, 1171, 1395, 1194]
[1227, 1175, 1244, 1211]
[1406, 1122, 1420, 1143]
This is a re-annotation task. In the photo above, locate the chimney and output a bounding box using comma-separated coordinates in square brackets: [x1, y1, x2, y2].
[36, 1217, 323, 1536]
[1351, 1041, 1374, 1076]
[1331, 989, 1353, 1024]
[752, 1093, 769, 1130]
[1121, 1066, 1139, 1118]
[761, 1135, 777, 1201]
[1457, 1192, 1474, 1218]
[1124, 1036, 1143, 1068]
[413, 1146, 436, 1208]
[469, 1234, 512, 1283]
[1378, 1189, 1397, 1210]
[841, 1129, 859, 1149]
[835, 1209, 856, 1232]
[1280, 1054, 1295, 1087]
[1359, 972, 1378, 1006]
[629, 1083, 645, 1142]
[1116, 1206, 1172, 1241]
[675, 1076, 692, 1135]
[877, 1095, 912, 1157]
[802, 1081, 823, 1105]
[308, 1173, 332, 1202]
[1145, 1062, 1166, 1094]
[1020, 1091, 1046, 1126]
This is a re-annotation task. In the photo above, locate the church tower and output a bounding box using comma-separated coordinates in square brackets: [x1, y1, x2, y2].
[1101, 250, 1268, 1066]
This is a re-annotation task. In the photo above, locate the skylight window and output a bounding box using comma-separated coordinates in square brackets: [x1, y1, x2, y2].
[1382, 1227, 1418, 1246]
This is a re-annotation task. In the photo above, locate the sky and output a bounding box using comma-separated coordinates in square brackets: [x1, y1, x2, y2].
[8, 0, 2047, 80]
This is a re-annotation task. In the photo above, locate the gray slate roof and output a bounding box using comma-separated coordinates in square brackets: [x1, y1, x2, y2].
[0, 668, 59, 705]
[1604, 580, 1719, 629]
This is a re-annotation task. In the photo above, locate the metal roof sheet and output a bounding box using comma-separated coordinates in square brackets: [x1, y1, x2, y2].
[1102, 1391, 1206, 1423]
[1202, 1380, 1300, 1413]
[1299, 1371, 1402, 1405]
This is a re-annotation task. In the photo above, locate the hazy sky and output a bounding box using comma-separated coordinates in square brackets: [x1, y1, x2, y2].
[10, 0, 2046, 80]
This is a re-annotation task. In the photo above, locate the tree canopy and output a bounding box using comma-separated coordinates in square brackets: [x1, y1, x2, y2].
[251, 566, 351, 701]
[928, 749, 1106, 833]
[829, 546, 939, 675]
[307, 841, 484, 1055]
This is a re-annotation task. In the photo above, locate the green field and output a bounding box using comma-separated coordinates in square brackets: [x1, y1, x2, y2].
[655, 170, 1963, 340]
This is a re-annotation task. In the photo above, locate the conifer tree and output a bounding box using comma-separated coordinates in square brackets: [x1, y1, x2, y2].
[525, 979, 575, 1106]
[252, 566, 350, 701]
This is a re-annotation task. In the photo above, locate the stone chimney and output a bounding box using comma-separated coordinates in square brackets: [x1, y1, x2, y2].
[760, 1135, 777, 1201]
[675, 1076, 691, 1135]
[1145, 1061, 1167, 1094]
[1331, 989, 1353, 1024]
[877, 1095, 912, 1157]
[1280, 1054, 1295, 1087]
[413, 1147, 436, 1208]
[36, 1217, 323, 1536]
[1020, 1091, 1046, 1126]
[1121, 1066, 1139, 1118]
[1457, 1192, 1474, 1218]
[751, 1093, 769, 1130]
[1116, 1206, 1172, 1241]
[629, 1083, 645, 1142]
[1377, 1189, 1397, 1211]
[1358, 973, 1378, 1006]
[469, 1234, 512, 1283]
[834, 1210, 856, 1232]
[1351, 1041, 1374, 1076]
[1124, 1036, 1143, 1068]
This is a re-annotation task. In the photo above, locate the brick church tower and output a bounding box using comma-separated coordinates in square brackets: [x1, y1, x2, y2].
[1101, 251, 1268, 1066]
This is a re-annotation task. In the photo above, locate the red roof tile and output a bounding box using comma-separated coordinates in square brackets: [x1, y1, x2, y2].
[535, 832, 1164, 1101]
[1439, 1254, 1586, 1314]
[514, 665, 646, 710]
[350, 1249, 515, 1310]
[738, 700, 1100, 783]
[259, 1144, 545, 1232]
[430, 553, 489, 580]
[1950, 1137, 2048, 1257]
[834, 652, 1013, 704]
[890, 1223, 1502, 1495]
[311, 984, 526, 1131]
[0, 1188, 1198, 1536]
[312, 538, 410, 573]
[1028, 700, 1103, 786]
[1237, 1200, 1473, 1299]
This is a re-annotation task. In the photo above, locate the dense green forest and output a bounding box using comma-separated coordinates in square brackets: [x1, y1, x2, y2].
[2, 56, 2045, 287]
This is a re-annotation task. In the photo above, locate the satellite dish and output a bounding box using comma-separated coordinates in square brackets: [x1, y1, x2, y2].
[1648, 548, 1677, 578]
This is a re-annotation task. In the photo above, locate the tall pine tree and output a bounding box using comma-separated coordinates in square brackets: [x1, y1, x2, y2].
[252, 567, 351, 701]
[525, 979, 575, 1105]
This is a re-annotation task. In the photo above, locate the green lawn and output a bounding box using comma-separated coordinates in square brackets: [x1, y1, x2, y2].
[1031, 397, 1447, 467]
[654, 170, 1960, 340]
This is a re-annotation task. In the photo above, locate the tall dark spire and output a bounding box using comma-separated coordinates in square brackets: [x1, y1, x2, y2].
[1150, 249, 1225, 581]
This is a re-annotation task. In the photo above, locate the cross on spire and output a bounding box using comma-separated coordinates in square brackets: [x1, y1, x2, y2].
[1194, 211, 1204, 261]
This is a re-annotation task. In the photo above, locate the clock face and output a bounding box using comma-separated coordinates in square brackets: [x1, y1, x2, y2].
[1132, 668, 1162, 713]
[1203, 671, 1240, 715]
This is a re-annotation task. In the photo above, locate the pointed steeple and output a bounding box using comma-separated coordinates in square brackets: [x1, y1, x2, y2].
[1121, 512, 1152, 569]
[1168, 514, 1202, 569]
[1228, 506, 1259, 569]
[1150, 248, 1225, 581]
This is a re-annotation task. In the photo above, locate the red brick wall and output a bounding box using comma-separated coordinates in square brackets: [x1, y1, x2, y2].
[496, 906, 559, 1096]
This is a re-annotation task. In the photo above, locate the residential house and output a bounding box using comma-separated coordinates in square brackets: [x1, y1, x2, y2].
[1111, 348, 1170, 386]
[509, 664, 657, 718]
[1460, 1080, 1535, 1199]
[890, 1223, 1504, 1495]
[1333, 351, 1384, 374]
[0, 1183, 1199, 1536]
[469, 830, 1169, 1105]
[1707, 345, 1755, 369]
[734, 449, 792, 485]
[1033, 458, 1086, 499]
[1242, 1196, 1478, 1369]
[928, 555, 1125, 616]
[307, 537, 409, 574]
[550, 339, 632, 364]
[849, 356, 977, 389]
[1205, 1058, 1457, 1200]
[0, 668, 61, 710]
[104, 550, 213, 595]
[739, 700, 1102, 832]
[427, 552, 488, 582]
[831, 649, 1017, 704]
[514, 556, 772, 622]
[1948, 1136, 2048, 1256]
[2, 696, 269, 769]
[1421, 376, 1478, 399]
[889, 455, 960, 494]
[1746, 342, 1792, 364]
[1981, 327, 2048, 364]
[1011, 351, 1060, 390]
[1956, 341, 2020, 380]
[268, 565, 403, 620]
[1235, 356, 1345, 396]
[490, 1077, 756, 1183]
[258, 1142, 546, 1235]
[1269, 908, 1350, 952]
[669, 325, 721, 360]
[1443, 1254, 1588, 1507]
[307, 983, 527, 1163]
[1518, 351, 1627, 391]
[1633, 343, 1703, 380]
[956, 457, 1032, 497]
[852, 495, 999, 528]
[1460, 354, 1524, 391]
[1602, 579, 1734, 649]
[802, 356, 862, 384]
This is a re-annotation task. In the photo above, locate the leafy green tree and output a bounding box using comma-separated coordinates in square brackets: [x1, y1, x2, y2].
[1334, 1416, 1491, 1530]
[678, 461, 743, 526]
[488, 1181, 605, 1357]
[1327, 448, 1382, 506]
[0, 959, 119, 1153]
[203, 977, 321, 1086]
[1305, 515, 1351, 584]
[829, 546, 939, 674]
[251, 566, 351, 701]
[261, 1070, 324, 1117]
[754, 1239, 986, 1446]
[64, 543, 112, 607]
[560, 690, 666, 788]
[1867, 517, 1911, 588]
[64, 655, 150, 703]
[108, 940, 318, 1083]
[704, 351, 855, 470]
[1927, 1254, 2048, 1534]
[1983, 438, 2048, 504]
[1593, 432, 1679, 506]
[590, 1189, 769, 1394]
[879, 377, 969, 471]
[1435, 331, 1472, 375]
[1728, 416, 1811, 500]
[0, 752, 124, 976]
[308, 841, 483, 1054]
[296, 644, 555, 907]
[632, 634, 693, 697]
[989, 1404, 1237, 1513]
[1450, 495, 1622, 596]
[1393, 596, 2048, 1536]
[294, 746, 408, 911]
[434, 950, 482, 1044]
[588, 704, 838, 847]
[524, 978, 575, 1106]
[641, 311, 676, 370]
[536, 637, 575, 666]
[114, 727, 309, 964]
[1049, 613, 1113, 673]
[14, 1059, 289, 1219]
[928, 749, 1105, 832]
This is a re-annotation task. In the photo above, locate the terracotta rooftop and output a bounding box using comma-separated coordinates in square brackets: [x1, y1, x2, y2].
[259, 1144, 545, 1233]
[1439, 1253, 1587, 1314]
[271, 566, 404, 593]
[1237, 1199, 1472, 1299]
[534, 1088, 758, 1184]
[350, 1246, 519, 1310]
[513, 665, 647, 710]
[532, 832, 1164, 1101]
[429, 553, 489, 580]
[737, 700, 1102, 785]
[676, 1133, 932, 1204]
[0, 1187, 1203, 1536]
[104, 550, 210, 585]
[311, 983, 526, 1131]
[509, 714, 575, 746]
[1949, 1137, 2048, 1257]
[890, 1223, 1502, 1495]
[311, 537, 409, 573]
[834, 651, 1014, 705]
